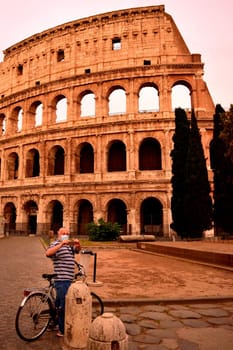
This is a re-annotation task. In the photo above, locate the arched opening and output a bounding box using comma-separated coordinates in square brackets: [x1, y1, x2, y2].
[80, 143, 94, 173]
[77, 200, 93, 235]
[108, 88, 126, 115]
[23, 200, 38, 234]
[172, 83, 191, 110]
[138, 85, 159, 112]
[107, 199, 127, 234]
[17, 108, 23, 131]
[7, 152, 19, 179]
[0, 113, 6, 135]
[48, 200, 63, 234]
[139, 138, 162, 170]
[108, 141, 126, 172]
[35, 103, 43, 126]
[29, 101, 43, 127]
[80, 92, 95, 117]
[140, 197, 163, 235]
[48, 145, 65, 175]
[11, 106, 23, 133]
[4, 202, 16, 235]
[55, 96, 67, 122]
[25, 149, 40, 177]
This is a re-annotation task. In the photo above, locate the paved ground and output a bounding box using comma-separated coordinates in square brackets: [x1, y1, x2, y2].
[1, 236, 233, 349]
[88, 247, 233, 300]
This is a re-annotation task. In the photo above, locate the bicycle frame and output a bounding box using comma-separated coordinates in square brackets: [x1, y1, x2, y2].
[19, 287, 55, 309]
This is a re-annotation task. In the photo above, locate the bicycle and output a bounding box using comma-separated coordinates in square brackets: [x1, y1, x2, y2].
[15, 259, 104, 342]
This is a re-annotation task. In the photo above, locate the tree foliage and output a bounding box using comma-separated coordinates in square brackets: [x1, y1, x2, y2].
[170, 109, 213, 239]
[87, 218, 121, 241]
[182, 111, 213, 238]
[211, 105, 233, 234]
[170, 108, 190, 236]
[220, 105, 233, 162]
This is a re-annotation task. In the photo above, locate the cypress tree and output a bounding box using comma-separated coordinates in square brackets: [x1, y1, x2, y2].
[210, 104, 227, 235]
[220, 105, 233, 161]
[214, 105, 233, 234]
[170, 108, 190, 238]
[183, 110, 213, 238]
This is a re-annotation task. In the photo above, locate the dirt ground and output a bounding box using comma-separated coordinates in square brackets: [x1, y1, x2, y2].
[82, 243, 233, 300]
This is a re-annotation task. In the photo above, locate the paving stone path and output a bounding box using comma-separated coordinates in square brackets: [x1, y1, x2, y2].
[105, 301, 233, 349]
[1, 236, 233, 350]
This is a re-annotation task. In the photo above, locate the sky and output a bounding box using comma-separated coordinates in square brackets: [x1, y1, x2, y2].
[0, 0, 232, 109]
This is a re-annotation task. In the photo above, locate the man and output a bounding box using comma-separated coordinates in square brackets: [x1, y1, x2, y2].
[46, 227, 81, 337]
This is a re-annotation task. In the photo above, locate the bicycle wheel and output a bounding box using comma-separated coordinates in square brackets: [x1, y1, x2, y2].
[91, 292, 104, 320]
[15, 292, 53, 342]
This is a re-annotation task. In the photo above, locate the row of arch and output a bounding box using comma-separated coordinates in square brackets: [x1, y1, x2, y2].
[3, 197, 163, 236]
[4, 138, 162, 180]
[0, 82, 191, 134]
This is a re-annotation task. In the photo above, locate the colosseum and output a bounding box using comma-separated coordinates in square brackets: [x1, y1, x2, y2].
[0, 5, 214, 237]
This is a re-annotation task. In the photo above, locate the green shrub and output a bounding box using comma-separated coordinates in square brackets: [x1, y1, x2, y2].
[87, 218, 121, 241]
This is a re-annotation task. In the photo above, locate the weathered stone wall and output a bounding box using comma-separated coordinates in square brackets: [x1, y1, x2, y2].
[0, 5, 214, 236]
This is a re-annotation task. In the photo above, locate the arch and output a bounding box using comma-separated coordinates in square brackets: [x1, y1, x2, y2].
[23, 200, 38, 234]
[108, 140, 126, 172]
[79, 143, 94, 174]
[138, 84, 159, 112]
[7, 152, 19, 179]
[47, 145, 65, 175]
[11, 106, 23, 132]
[80, 91, 96, 117]
[140, 197, 163, 234]
[171, 81, 192, 110]
[47, 200, 63, 234]
[0, 113, 6, 135]
[4, 202, 16, 234]
[29, 101, 43, 127]
[77, 199, 94, 235]
[17, 108, 23, 131]
[108, 87, 126, 115]
[139, 137, 162, 170]
[53, 95, 67, 122]
[25, 148, 40, 177]
[107, 198, 127, 234]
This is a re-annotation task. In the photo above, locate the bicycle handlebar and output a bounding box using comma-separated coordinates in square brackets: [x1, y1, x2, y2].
[80, 249, 94, 255]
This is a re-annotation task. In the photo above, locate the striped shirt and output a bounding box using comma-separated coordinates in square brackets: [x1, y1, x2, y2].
[47, 240, 76, 281]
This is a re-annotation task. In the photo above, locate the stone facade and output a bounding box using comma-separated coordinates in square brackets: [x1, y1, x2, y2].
[0, 5, 214, 236]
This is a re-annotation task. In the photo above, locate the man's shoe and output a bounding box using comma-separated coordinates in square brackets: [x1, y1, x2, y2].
[56, 331, 64, 337]
[47, 324, 59, 332]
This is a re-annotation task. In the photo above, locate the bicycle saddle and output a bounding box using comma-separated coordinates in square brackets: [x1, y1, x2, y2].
[42, 273, 57, 280]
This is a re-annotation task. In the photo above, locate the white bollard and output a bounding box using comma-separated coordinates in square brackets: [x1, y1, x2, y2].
[88, 313, 128, 350]
[64, 281, 92, 349]
[80, 252, 91, 277]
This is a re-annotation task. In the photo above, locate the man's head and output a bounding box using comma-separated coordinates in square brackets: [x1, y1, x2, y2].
[57, 227, 69, 241]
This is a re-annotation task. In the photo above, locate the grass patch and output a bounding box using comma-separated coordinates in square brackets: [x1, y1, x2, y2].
[40, 235, 122, 249]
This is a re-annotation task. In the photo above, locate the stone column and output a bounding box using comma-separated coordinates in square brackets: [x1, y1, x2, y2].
[65, 137, 72, 177]
[159, 75, 172, 112]
[18, 145, 24, 179]
[94, 134, 103, 182]
[128, 130, 136, 179]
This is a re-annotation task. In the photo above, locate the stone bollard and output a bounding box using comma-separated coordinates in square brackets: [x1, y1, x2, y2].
[88, 313, 128, 350]
[64, 281, 92, 349]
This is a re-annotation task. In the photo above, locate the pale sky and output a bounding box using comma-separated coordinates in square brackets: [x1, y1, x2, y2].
[0, 0, 232, 109]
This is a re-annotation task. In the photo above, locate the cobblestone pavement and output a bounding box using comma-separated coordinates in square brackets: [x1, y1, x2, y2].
[105, 301, 233, 350]
[1, 236, 233, 350]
